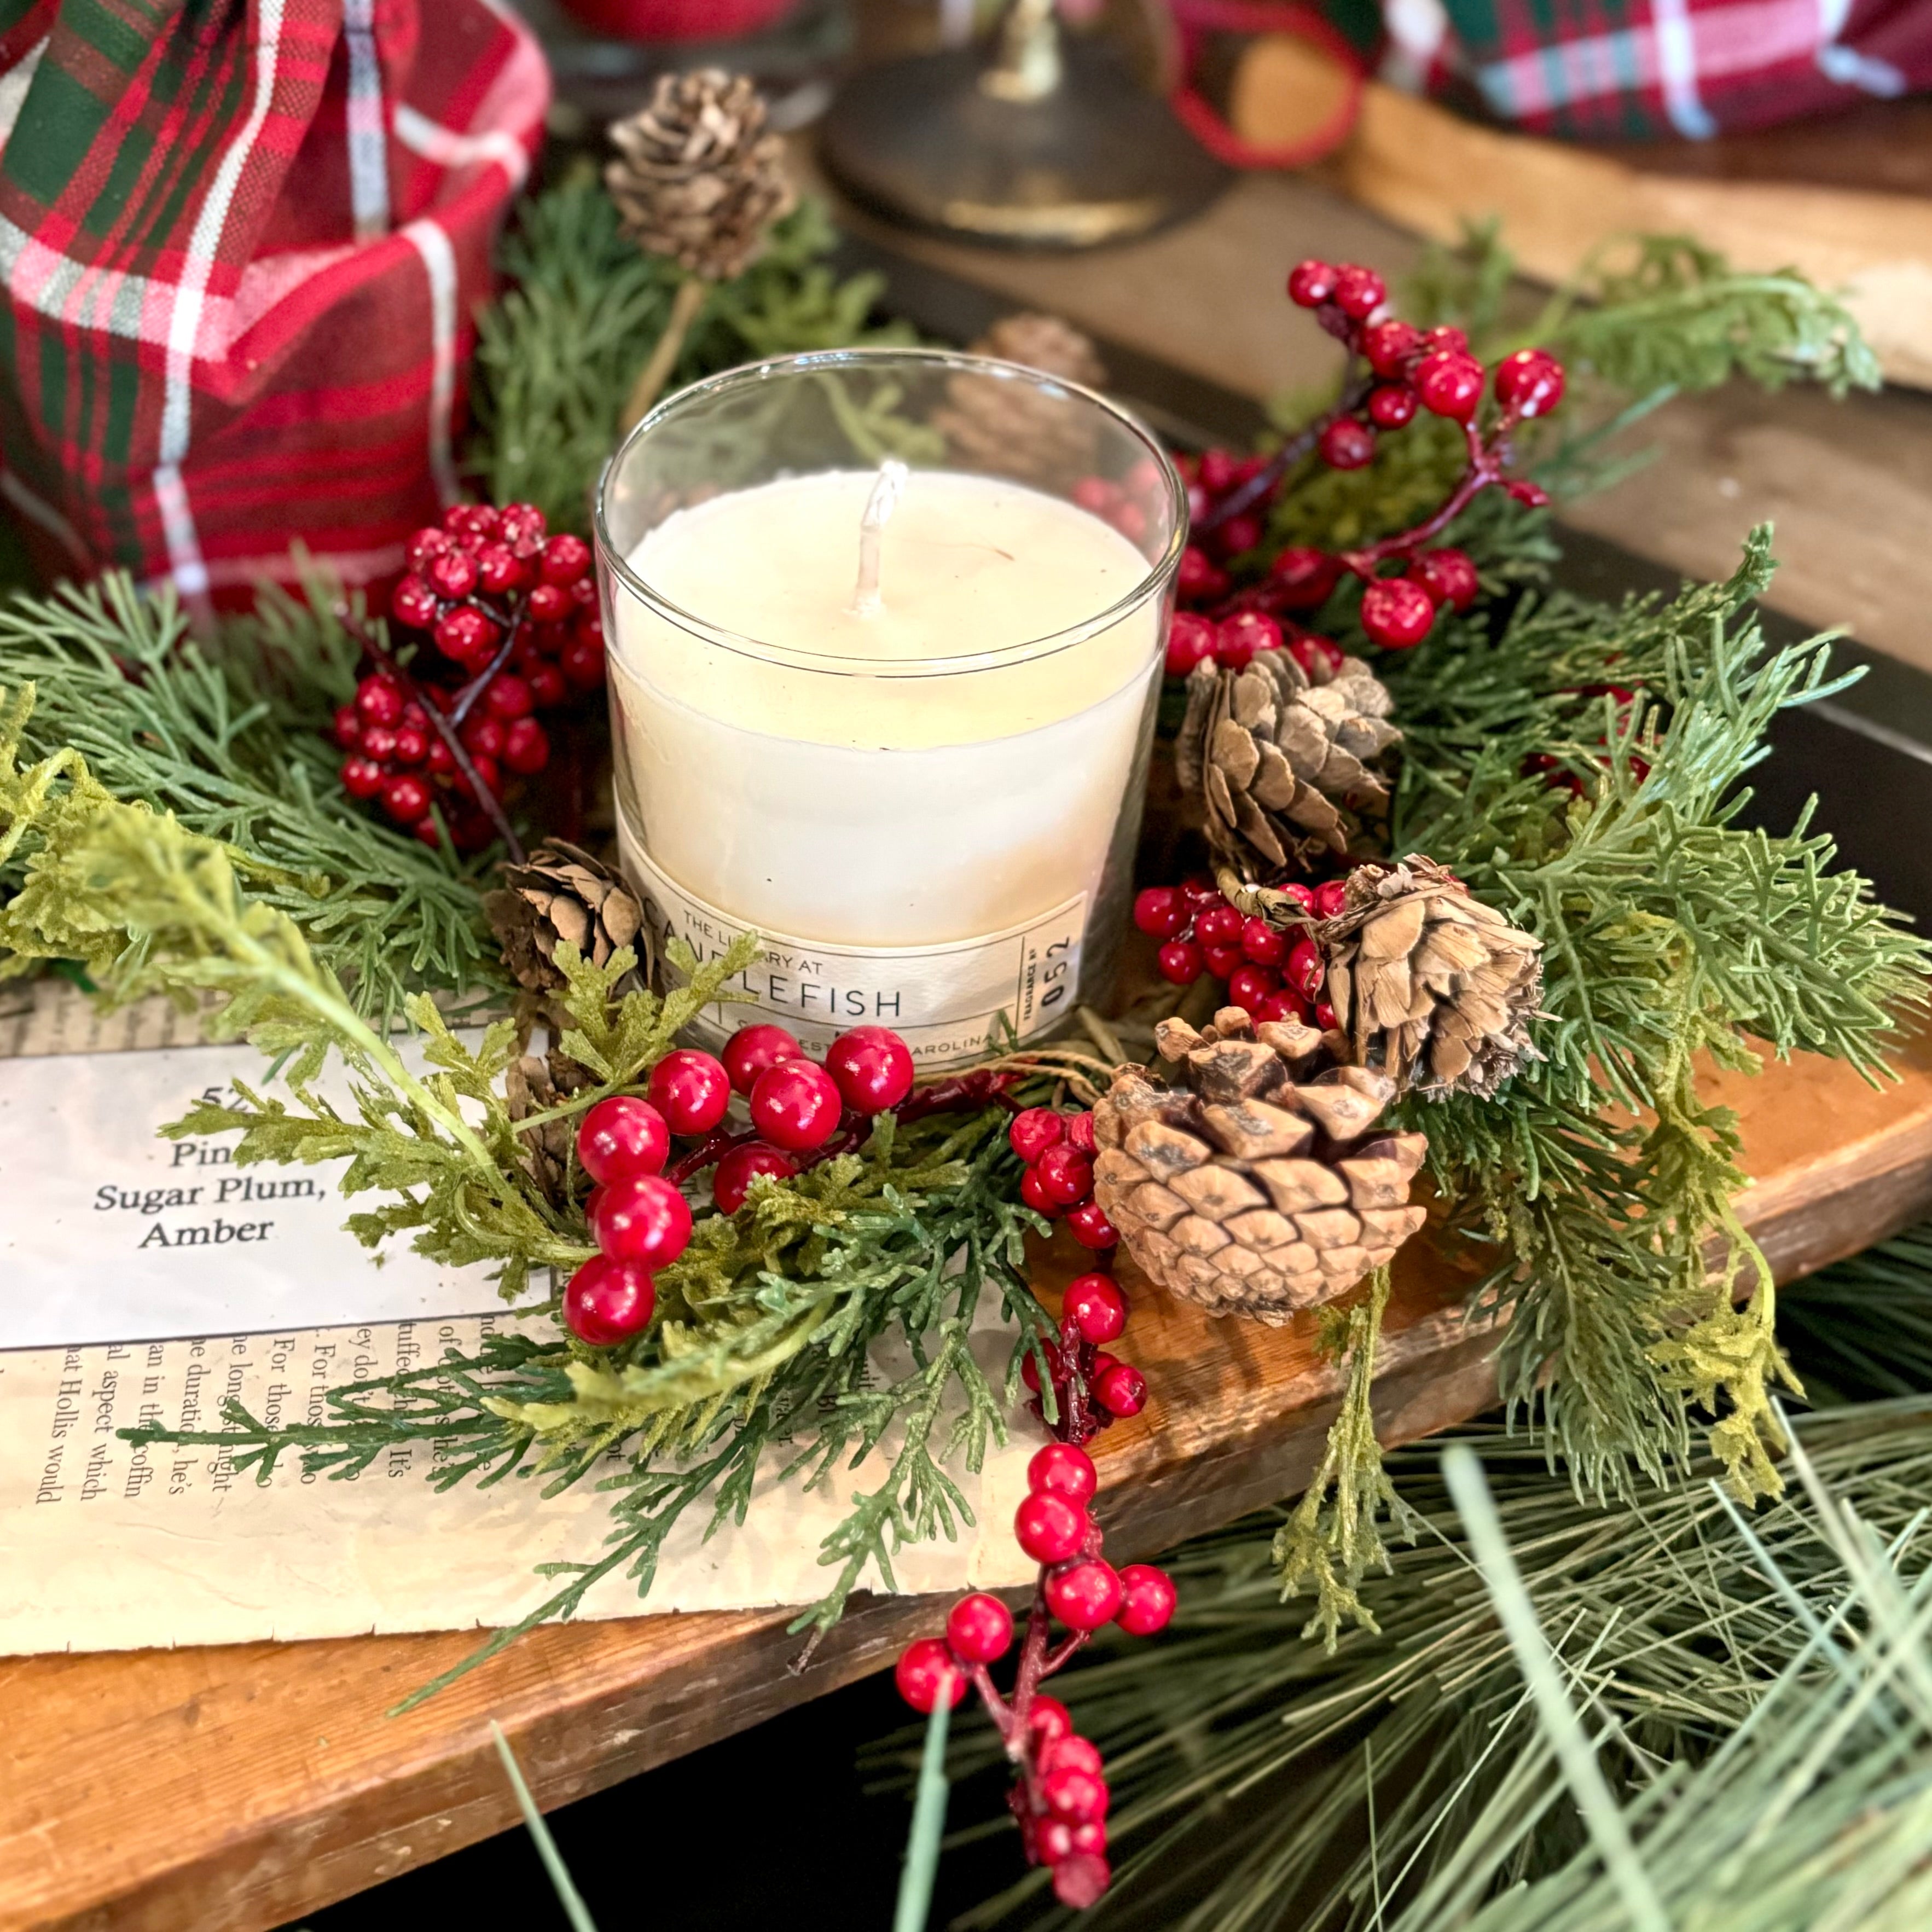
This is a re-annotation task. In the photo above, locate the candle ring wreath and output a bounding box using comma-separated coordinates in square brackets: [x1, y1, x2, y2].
[1, 72, 1928, 1912]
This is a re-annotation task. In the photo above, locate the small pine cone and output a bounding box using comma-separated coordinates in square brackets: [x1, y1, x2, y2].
[505, 1049, 597, 1208]
[606, 70, 797, 283]
[1176, 649, 1400, 874]
[485, 839, 651, 995]
[1091, 1006, 1429, 1326]
[935, 313, 1110, 489]
[1321, 858, 1542, 1099]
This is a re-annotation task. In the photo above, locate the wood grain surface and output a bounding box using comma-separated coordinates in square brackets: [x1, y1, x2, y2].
[6, 1030, 1931, 1932]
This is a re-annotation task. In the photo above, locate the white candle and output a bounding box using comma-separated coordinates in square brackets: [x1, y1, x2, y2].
[596, 355, 1179, 1067]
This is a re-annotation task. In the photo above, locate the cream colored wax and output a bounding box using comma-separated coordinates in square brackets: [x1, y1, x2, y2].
[606, 467, 1164, 1059]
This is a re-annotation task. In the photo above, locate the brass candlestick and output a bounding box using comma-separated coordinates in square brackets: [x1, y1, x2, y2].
[819, 0, 1227, 249]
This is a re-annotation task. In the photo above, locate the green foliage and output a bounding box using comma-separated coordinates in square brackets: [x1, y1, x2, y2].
[0, 575, 498, 1018]
[926, 1217, 1932, 1930]
[468, 169, 916, 530]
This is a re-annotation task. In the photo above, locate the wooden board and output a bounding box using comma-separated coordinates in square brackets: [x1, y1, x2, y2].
[5, 1031, 1931, 1932]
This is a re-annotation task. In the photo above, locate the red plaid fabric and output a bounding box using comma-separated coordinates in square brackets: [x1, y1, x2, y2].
[0, 0, 547, 613]
[1377, 0, 1932, 136]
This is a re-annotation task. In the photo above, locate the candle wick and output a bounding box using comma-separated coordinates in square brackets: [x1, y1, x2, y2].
[850, 458, 908, 617]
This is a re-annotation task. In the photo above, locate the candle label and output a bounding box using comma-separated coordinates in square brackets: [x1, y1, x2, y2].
[623, 839, 1087, 1067]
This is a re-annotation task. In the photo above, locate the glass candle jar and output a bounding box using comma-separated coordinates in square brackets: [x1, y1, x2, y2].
[594, 347, 1184, 1067]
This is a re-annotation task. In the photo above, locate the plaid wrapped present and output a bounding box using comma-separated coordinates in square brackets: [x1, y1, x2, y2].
[0, 0, 548, 613]
[1378, 0, 1932, 138]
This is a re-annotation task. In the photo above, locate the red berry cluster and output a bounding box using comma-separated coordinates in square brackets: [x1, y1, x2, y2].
[565, 1093, 683, 1345]
[1163, 606, 1348, 682]
[1009, 1106, 1119, 1256]
[332, 503, 607, 850]
[1069, 458, 1174, 555]
[1161, 257, 1568, 670]
[897, 1434, 1175, 1907]
[1019, 1270, 1146, 1436]
[1133, 875, 1341, 1022]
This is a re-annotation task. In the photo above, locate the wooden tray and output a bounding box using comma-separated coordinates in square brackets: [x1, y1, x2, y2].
[5, 1029, 1931, 1932]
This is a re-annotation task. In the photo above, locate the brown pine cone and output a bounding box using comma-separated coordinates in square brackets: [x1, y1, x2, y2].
[485, 839, 650, 995]
[505, 1049, 597, 1208]
[935, 313, 1110, 489]
[1176, 649, 1400, 873]
[1092, 1006, 1429, 1325]
[1321, 857, 1542, 1100]
[606, 71, 796, 283]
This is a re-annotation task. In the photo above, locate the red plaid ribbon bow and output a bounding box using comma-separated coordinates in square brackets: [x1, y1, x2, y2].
[0, 0, 547, 612]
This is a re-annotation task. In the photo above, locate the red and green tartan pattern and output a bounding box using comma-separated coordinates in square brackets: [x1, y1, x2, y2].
[1380, 0, 1932, 138]
[0, 0, 546, 611]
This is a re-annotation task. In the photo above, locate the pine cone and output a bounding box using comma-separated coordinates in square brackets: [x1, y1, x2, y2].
[485, 839, 651, 995]
[1092, 1006, 1429, 1325]
[1176, 650, 1400, 873]
[935, 314, 1110, 489]
[606, 71, 796, 283]
[506, 1048, 597, 1208]
[1321, 858, 1542, 1100]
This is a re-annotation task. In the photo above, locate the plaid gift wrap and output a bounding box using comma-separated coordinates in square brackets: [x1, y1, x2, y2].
[0, 0, 548, 613]
[1378, 0, 1932, 137]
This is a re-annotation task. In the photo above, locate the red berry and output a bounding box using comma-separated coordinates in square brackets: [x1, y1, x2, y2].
[332, 703, 362, 749]
[1268, 547, 1341, 608]
[1194, 902, 1241, 947]
[1019, 1348, 1045, 1394]
[723, 1023, 803, 1097]
[1214, 513, 1263, 559]
[590, 1174, 692, 1270]
[576, 1095, 670, 1185]
[1175, 546, 1231, 604]
[381, 774, 430, 824]
[1072, 475, 1123, 517]
[1034, 1141, 1095, 1208]
[1115, 1563, 1177, 1636]
[1016, 1492, 1088, 1565]
[1041, 1734, 1105, 1778]
[391, 575, 439, 629]
[356, 676, 404, 727]
[1315, 999, 1340, 1030]
[1286, 935, 1326, 1000]
[413, 814, 446, 850]
[499, 502, 547, 550]
[484, 674, 533, 720]
[1314, 879, 1349, 919]
[520, 662, 564, 708]
[1279, 881, 1318, 914]
[1028, 1441, 1098, 1505]
[1009, 1108, 1066, 1164]
[502, 716, 549, 776]
[1241, 916, 1286, 965]
[1156, 939, 1204, 986]
[1368, 382, 1419, 429]
[1290, 635, 1343, 681]
[749, 1059, 844, 1152]
[1132, 886, 1187, 939]
[527, 582, 570, 625]
[541, 533, 593, 585]
[392, 725, 428, 766]
[559, 631, 607, 691]
[1216, 610, 1283, 670]
[1408, 547, 1481, 612]
[648, 1049, 732, 1135]
[1494, 347, 1565, 418]
[1064, 1273, 1126, 1344]
[1094, 1360, 1147, 1417]
[359, 724, 397, 763]
[1045, 1558, 1124, 1631]
[1286, 259, 1338, 307]
[475, 542, 525, 595]
[1027, 1695, 1072, 1745]
[464, 752, 502, 798]
[1037, 1818, 1076, 1865]
[435, 604, 499, 665]
[1507, 479, 1552, 509]
[1203, 940, 1245, 979]
[403, 527, 448, 572]
[1414, 351, 1486, 421]
[1361, 576, 1437, 649]
[1052, 1854, 1111, 1908]
[945, 1592, 1014, 1664]
[1065, 1112, 1096, 1154]
[1227, 963, 1280, 1011]
[1362, 318, 1421, 377]
[1319, 419, 1376, 472]
[340, 756, 384, 799]
[1422, 324, 1469, 355]
[1253, 990, 1302, 1024]
[1165, 611, 1218, 678]
[426, 549, 478, 600]
[1331, 264, 1386, 320]
[426, 738, 456, 775]
[712, 1141, 797, 1215]
[562, 1254, 655, 1346]
[824, 1025, 915, 1115]
[1066, 1200, 1119, 1250]
[1020, 1166, 1063, 1219]
[895, 1637, 965, 1713]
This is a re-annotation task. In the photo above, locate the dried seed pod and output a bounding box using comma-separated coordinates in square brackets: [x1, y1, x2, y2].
[1091, 1006, 1428, 1325]
[485, 839, 649, 995]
